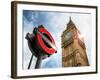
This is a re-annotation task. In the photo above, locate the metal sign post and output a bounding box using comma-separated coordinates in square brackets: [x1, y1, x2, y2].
[25, 25, 57, 69]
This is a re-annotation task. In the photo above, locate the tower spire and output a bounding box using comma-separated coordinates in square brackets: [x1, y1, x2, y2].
[69, 16, 71, 22]
[67, 17, 76, 30]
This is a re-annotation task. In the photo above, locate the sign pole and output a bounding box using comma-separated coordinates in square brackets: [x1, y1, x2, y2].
[35, 55, 42, 68]
[27, 53, 34, 69]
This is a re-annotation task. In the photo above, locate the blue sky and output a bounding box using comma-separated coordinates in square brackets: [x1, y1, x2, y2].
[22, 10, 91, 69]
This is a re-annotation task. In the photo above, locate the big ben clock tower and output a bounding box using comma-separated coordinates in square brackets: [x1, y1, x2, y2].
[61, 17, 89, 67]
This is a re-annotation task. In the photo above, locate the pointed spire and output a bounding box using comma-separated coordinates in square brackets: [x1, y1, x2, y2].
[69, 16, 71, 22]
[69, 16, 73, 24]
[67, 17, 76, 30]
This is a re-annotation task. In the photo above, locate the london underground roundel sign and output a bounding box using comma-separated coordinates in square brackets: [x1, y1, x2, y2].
[36, 26, 57, 54]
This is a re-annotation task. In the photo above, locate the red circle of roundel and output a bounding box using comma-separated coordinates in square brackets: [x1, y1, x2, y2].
[37, 27, 56, 54]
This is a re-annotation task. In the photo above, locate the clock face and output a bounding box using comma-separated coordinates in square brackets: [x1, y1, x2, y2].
[65, 32, 72, 40]
[62, 32, 72, 43]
